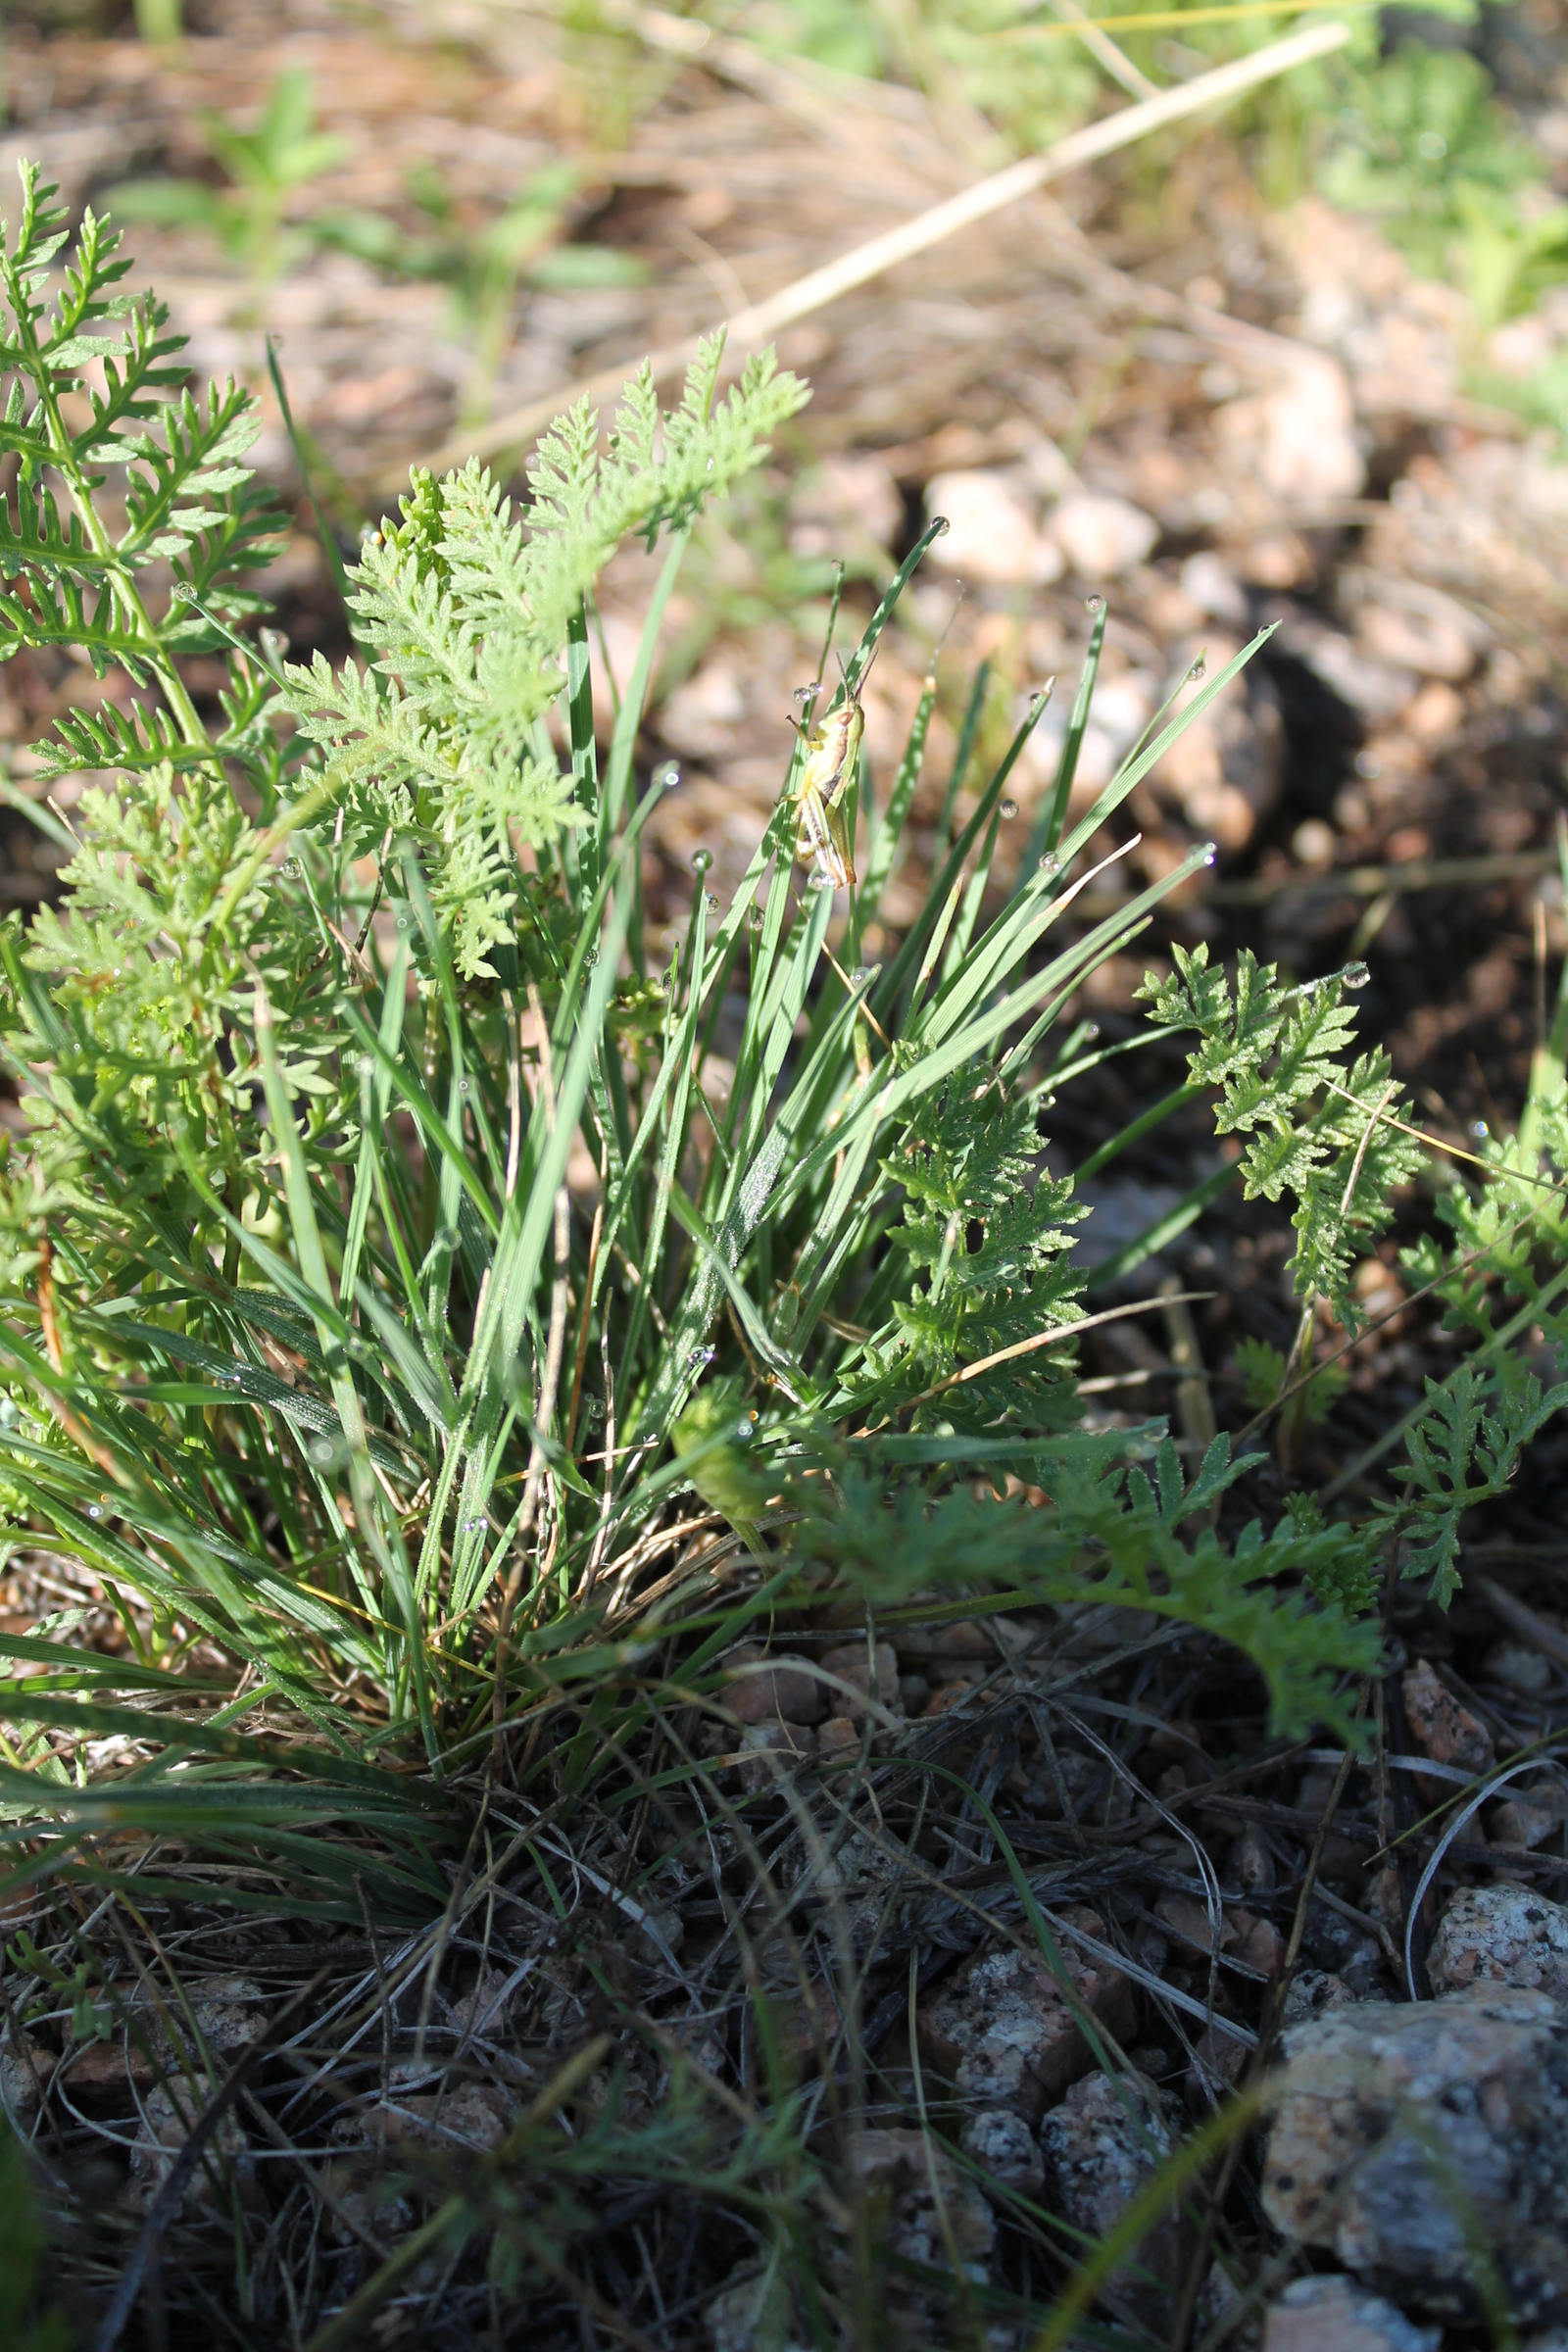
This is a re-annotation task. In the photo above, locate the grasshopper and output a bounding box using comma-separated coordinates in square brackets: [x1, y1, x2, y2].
[787, 640, 879, 891]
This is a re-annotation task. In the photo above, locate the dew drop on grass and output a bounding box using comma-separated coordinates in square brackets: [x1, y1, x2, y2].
[86, 1503, 103, 1519]
[309, 1438, 336, 1467]
[807, 869, 835, 891]
[356, 1054, 374, 1078]
[458, 1076, 472, 1095]
[1343, 962, 1371, 991]
[732, 1417, 756, 1445]
[1187, 656, 1207, 683]
[1084, 1022, 1101, 1042]
[748, 906, 763, 932]
[0, 1398, 19, 1431]
[1472, 1120, 1490, 1141]
[849, 965, 876, 989]
[1000, 798, 1018, 820]
[793, 681, 822, 704]
[706, 893, 719, 912]
[1039, 854, 1061, 877]
[931, 514, 951, 537]
[691, 849, 713, 876]
[396, 913, 412, 933]
[656, 761, 681, 791]
[1084, 593, 1105, 616]
[1200, 842, 1218, 866]
[687, 1346, 715, 1370]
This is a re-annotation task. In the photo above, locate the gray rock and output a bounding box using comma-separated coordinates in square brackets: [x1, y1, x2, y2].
[917, 1916, 1135, 2126]
[1282, 1969, 1378, 2029]
[959, 2105, 1044, 2197]
[1039, 2072, 1180, 2322]
[1050, 493, 1159, 580]
[1263, 1984, 1568, 2324]
[1261, 2275, 1440, 2352]
[1427, 1886, 1568, 2001]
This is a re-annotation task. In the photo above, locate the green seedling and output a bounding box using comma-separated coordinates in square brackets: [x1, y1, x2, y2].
[108, 67, 347, 275]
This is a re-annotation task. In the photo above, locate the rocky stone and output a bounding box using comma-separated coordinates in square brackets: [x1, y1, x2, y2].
[1179, 550, 1250, 626]
[816, 1716, 859, 1759]
[1486, 1638, 1555, 1698]
[705, 2259, 808, 2352]
[1281, 1969, 1371, 2029]
[1357, 590, 1480, 681]
[1229, 1907, 1287, 1978]
[1401, 1657, 1494, 1794]
[917, 1913, 1135, 2126]
[959, 2105, 1045, 2198]
[1261, 2274, 1440, 2352]
[1494, 1787, 1568, 1851]
[893, 1613, 1028, 1667]
[925, 470, 1061, 587]
[1039, 2072, 1179, 2323]
[0, 2033, 51, 2112]
[1231, 1822, 1277, 1896]
[451, 1967, 517, 2040]
[1254, 351, 1365, 508]
[736, 1719, 817, 1791]
[789, 452, 902, 561]
[125, 2074, 259, 2214]
[1154, 1890, 1230, 1957]
[1262, 1984, 1568, 2324]
[338, 2079, 514, 2152]
[724, 1646, 826, 1728]
[1149, 649, 1284, 851]
[1272, 609, 1417, 720]
[1050, 492, 1159, 579]
[845, 2128, 996, 2278]
[818, 1640, 900, 1727]
[1427, 1886, 1568, 2001]
[186, 1976, 268, 2057]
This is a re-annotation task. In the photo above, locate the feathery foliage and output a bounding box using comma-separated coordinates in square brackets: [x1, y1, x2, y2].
[3, 163, 1568, 2337]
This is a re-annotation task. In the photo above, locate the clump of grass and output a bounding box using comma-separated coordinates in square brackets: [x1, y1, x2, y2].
[2, 162, 1567, 2346]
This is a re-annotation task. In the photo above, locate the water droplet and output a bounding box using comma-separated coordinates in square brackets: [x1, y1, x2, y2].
[1084, 593, 1105, 616]
[793, 681, 823, 704]
[1000, 798, 1018, 820]
[748, 906, 763, 932]
[1342, 962, 1370, 992]
[807, 869, 835, 891]
[309, 1438, 336, 1467]
[1187, 656, 1207, 682]
[1200, 842, 1218, 866]
[259, 628, 290, 662]
[395, 913, 412, 933]
[931, 514, 951, 538]
[86, 1503, 103, 1519]
[171, 581, 197, 604]
[1084, 1021, 1101, 1042]
[849, 965, 876, 989]
[1039, 853, 1061, 878]
[0, 1398, 18, 1431]
[356, 1054, 375, 1078]
[691, 849, 712, 876]
[687, 1346, 715, 1370]
[1471, 1120, 1490, 1141]
[436, 1226, 460, 1251]
[584, 948, 599, 969]
[732, 1417, 756, 1445]
[656, 762, 681, 792]
[458, 1076, 473, 1095]
[705, 892, 719, 913]
[359, 523, 380, 547]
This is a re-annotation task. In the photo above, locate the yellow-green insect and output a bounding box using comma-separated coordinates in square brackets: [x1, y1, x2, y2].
[788, 643, 879, 891]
